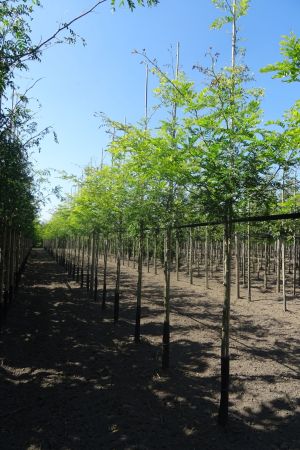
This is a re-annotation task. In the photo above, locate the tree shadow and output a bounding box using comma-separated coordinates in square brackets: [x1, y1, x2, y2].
[0, 249, 299, 449]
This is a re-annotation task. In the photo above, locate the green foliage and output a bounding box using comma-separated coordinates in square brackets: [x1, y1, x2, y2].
[32, 220, 44, 246]
[43, 0, 299, 242]
[261, 33, 300, 83]
[112, 0, 159, 10]
[210, 0, 250, 30]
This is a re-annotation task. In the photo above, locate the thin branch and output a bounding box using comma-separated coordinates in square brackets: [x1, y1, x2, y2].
[23, 126, 51, 148]
[133, 50, 185, 98]
[14, 0, 109, 64]
[13, 78, 44, 110]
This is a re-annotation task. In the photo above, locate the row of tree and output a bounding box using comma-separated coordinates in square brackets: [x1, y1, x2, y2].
[0, 0, 159, 320]
[42, 0, 300, 425]
[0, 1, 44, 320]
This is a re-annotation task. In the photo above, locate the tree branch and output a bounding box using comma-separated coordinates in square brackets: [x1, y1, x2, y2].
[15, 0, 109, 63]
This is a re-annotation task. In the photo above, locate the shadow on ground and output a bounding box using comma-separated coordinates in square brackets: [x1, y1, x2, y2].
[0, 249, 299, 450]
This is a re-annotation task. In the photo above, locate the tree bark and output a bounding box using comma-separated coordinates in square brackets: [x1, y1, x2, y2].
[162, 227, 171, 370]
[205, 226, 209, 289]
[282, 235, 286, 311]
[235, 233, 240, 300]
[247, 223, 251, 302]
[189, 228, 193, 285]
[114, 233, 121, 323]
[218, 215, 232, 426]
[135, 225, 144, 343]
[102, 239, 108, 310]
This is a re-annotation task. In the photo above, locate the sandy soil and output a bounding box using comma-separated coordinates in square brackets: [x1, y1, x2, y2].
[0, 248, 299, 450]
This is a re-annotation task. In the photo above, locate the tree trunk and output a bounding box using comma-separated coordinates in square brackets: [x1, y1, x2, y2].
[263, 240, 268, 290]
[114, 233, 121, 323]
[292, 234, 296, 297]
[80, 239, 85, 288]
[162, 227, 171, 370]
[242, 239, 246, 287]
[94, 235, 99, 301]
[133, 239, 136, 269]
[0, 223, 7, 324]
[218, 216, 232, 426]
[235, 233, 240, 300]
[86, 236, 91, 292]
[276, 238, 281, 294]
[4, 225, 12, 310]
[247, 223, 251, 302]
[282, 236, 286, 311]
[175, 237, 179, 281]
[154, 233, 157, 275]
[90, 232, 96, 296]
[205, 226, 209, 289]
[102, 239, 108, 310]
[135, 225, 144, 343]
[146, 235, 150, 273]
[189, 228, 193, 285]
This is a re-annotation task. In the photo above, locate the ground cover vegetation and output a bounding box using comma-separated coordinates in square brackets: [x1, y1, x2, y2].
[1, 0, 299, 434]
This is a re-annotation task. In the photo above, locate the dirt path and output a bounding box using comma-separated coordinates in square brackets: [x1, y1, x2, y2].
[0, 249, 299, 450]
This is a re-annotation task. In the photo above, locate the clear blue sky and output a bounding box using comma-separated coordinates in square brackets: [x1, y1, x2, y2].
[19, 0, 300, 220]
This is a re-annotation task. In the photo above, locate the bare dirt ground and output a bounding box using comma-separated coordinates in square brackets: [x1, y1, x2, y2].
[0, 248, 299, 450]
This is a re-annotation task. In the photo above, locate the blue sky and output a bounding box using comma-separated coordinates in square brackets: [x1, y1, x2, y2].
[18, 0, 300, 220]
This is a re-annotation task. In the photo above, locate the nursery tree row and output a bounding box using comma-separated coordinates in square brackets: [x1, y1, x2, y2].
[42, 0, 300, 424]
[0, 0, 160, 319]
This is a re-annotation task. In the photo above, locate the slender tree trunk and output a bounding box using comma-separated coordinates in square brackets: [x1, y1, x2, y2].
[263, 240, 268, 290]
[0, 223, 7, 324]
[4, 226, 12, 310]
[210, 241, 214, 279]
[146, 235, 150, 273]
[81, 239, 85, 288]
[162, 227, 171, 370]
[293, 233, 296, 297]
[127, 239, 130, 267]
[242, 239, 246, 287]
[282, 236, 286, 311]
[175, 237, 179, 281]
[154, 233, 157, 275]
[133, 239, 136, 269]
[205, 226, 209, 289]
[189, 228, 193, 285]
[87, 236, 91, 292]
[218, 216, 232, 426]
[90, 232, 96, 296]
[135, 225, 144, 343]
[102, 239, 108, 310]
[276, 238, 281, 294]
[114, 233, 121, 323]
[94, 235, 99, 301]
[9, 228, 16, 303]
[247, 223, 251, 302]
[235, 233, 240, 299]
